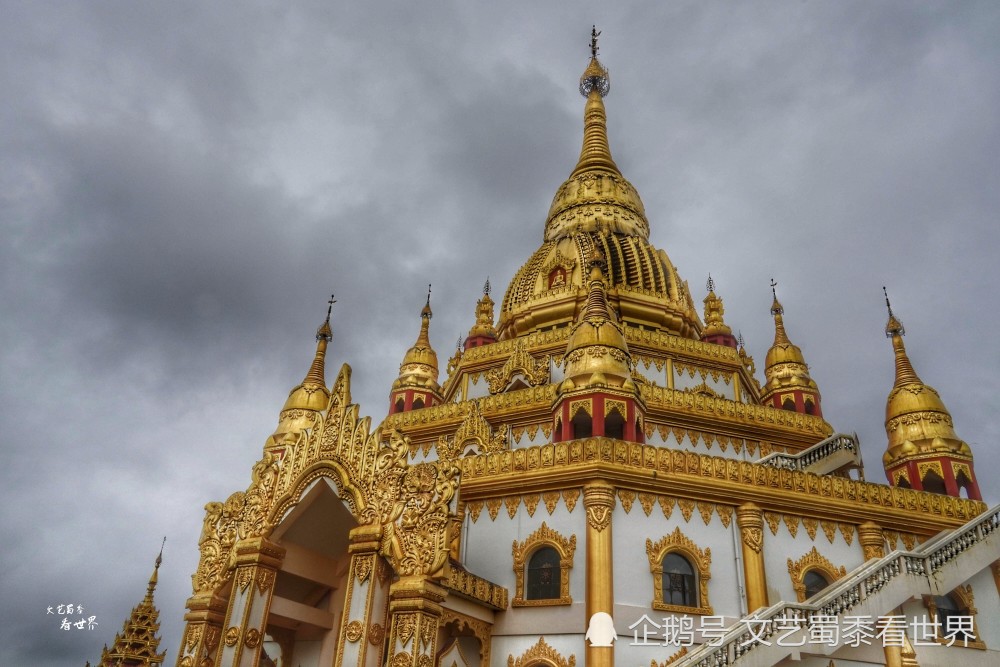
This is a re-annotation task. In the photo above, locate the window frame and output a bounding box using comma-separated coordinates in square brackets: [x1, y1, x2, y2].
[512, 522, 576, 607]
[646, 527, 712, 615]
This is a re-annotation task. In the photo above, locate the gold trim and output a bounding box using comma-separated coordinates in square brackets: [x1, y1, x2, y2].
[512, 522, 576, 607]
[787, 546, 847, 602]
[646, 527, 713, 615]
[507, 637, 576, 667]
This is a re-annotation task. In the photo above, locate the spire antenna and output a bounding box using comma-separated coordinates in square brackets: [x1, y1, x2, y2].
[706, 274, 715, 293]
[590, 25, 601, 59]
[883, 286, 905, 337]
[483, 277, 491, 296]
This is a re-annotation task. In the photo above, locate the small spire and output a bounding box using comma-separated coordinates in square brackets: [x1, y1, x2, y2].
[706, 274, 716, 293]
[303, 295, 334, 388]
[882, 288, 922, 387]
[769, 278, 783, 315]
[483, 277, 491, 296]
[144, 537, 165, 604]
[456, 335, 463, 351]
[422, 284, 433, 319]
[571, 28, 618, 179]
[738, 331, 745, 349]
[883, 286, 905, 337]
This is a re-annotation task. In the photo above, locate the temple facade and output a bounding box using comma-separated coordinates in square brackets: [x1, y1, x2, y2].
[167, 38, 999, 667]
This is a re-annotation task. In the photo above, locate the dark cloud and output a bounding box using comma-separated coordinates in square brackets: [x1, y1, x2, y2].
[2, 2, 998, 664]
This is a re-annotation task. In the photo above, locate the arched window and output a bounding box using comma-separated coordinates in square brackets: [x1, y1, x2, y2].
[803, 570, 830, 599]
[787, 547, 846, 602]
[512, 522, 576, 607]
[803, 399, 815, 415]
[647, 528, 712, 614]
[394, 397, 405, 414]
[571, 409, 592, 439]
[411, 397, 425, 410]
[782, 397, 796, 411]
[526, 546, 560, 600]
[661, 553, 697, 608]
[604, 409, 625, 440]
[924, 586, 984, 648]
[922, 471, 946, 495]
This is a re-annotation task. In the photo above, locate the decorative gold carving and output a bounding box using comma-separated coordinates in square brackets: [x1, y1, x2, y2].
[839, 523, 855, 546]
[467, 500, 483, 523]
[441, 402, 509, 459]
[224, 627, 239, 647]
[678, 499, 695, 523]
[647, 527, 713, 615]
[736, 505, 764, 554]
[389, 651, 412, 667]
[486, 498, 502, 521]
[523, 493, 540, 517]
[652, 647, 688, 667]
[858, 522, 885, 560]
[821, 520, 837, 544]
[236, 567, 253, 592]
[917, 461, 945, 481]
[397, 613, 417, 647]
[563, 489, 580, 513]
[583, 484, 615, 532]
[569, 399, 592, 418]
[764, 511, 781, 535]
[698, 502, 714, 526]
[255, 568, 275, 594]
[803, 518, 819, 541]
[369, 622, 385, 647]
[638, 493, 656, 516]
[346, 620, 364, 642]
[507, 637, 575, 667]
[901, 533, 917, 551]
[618, 489, 636, 514]
[783, 514, 799, 538]
[717, 505, 733, 528]
[885, 530, 899, 551]
[244, 628, 261, 649]
[788, 547, 847, 602]
[542, 491, 561, 515]
[512, 522, 576, 607]
[484, 341, 550, 393]
[504, 496, 521, 519]
[448, 567, 509, 610]
[440, 609, 493, 667]
[658, 496, 675, 518]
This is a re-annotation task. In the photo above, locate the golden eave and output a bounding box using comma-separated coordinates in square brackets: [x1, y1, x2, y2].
[457, 438, 984, 536]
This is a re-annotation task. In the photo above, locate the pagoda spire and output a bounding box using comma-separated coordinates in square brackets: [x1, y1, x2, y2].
[464, 278, 497, 349]
[760, 281, 823, 417]
[266, 296, 335, 449]
[92, 542, 167, 667]
[880, 289, 980, 499]
[570, 26, 620, 179]
[700, 274, 738, 348]
[389, 285, 443, 413]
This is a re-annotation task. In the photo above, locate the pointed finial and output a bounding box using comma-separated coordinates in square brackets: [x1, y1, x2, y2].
[456, 335, 463, 351]
[421, 284, 433, 319]
[737, 330, 745, 349]
[769, 278, 783, 315]
[590, 25, 601, 59]
[483, 277, 491, 296]
[883, 286, 905, 337]
[156, 536, 165, 569]
[317, 294, 335, 342]
[579, 28, 610, 98]
[706, 274, 716, 293]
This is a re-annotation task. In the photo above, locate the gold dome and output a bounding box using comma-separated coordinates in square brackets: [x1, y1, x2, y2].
[883, 312, 969, 463]
[498, 55, 699, 340]
[392, 292, 441, 392]
[560, 259, 635, 393]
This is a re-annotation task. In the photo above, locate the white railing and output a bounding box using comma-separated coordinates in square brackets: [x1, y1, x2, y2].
[676, 504, 1000, 667]
[757, 433, 860, 474]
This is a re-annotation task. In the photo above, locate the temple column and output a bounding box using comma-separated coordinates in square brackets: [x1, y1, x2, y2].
[336, 524, 391, 667]
[583, 480, 615, 667]
[858, 523, 916, 667]
[215, 537, 285, 667]
[175, 593, 226, 667]
[736, 503, 768, 612]
[384, 575, 447, 667]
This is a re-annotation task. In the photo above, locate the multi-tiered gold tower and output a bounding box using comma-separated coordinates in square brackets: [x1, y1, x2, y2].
[164, 31, 996, 667]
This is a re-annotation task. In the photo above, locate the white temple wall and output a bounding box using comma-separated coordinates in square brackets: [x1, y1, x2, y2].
[762, 517, 865, 605]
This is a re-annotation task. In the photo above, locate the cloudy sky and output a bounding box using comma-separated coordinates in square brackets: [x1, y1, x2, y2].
[2, 2, 998, 664]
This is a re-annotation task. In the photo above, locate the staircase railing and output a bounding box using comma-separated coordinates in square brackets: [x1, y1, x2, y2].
[757, 432, 860, 475]
[675, 504, 1000, 666]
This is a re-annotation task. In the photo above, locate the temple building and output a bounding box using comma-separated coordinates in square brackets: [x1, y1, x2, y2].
[163, 33, 999, 667]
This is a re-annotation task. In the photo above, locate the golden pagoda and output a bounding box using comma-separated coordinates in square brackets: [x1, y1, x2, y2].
[90, 544, 166, 667]
[166, 29, 999, 667]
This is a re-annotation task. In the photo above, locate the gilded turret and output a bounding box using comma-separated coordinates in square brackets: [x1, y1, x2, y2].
[91, 541, 167, 667]
[499, 30, 699, 339]
[881, 289, 979, 499]
[760, 283, 822, 417]
[389, 286, 443, 413]
[464, 279, 497, 349]
[560, 258, 635, 394]
[552, 254, 645, 443]
[267, 297, 334, 448]
[700, 275, 738, 348]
